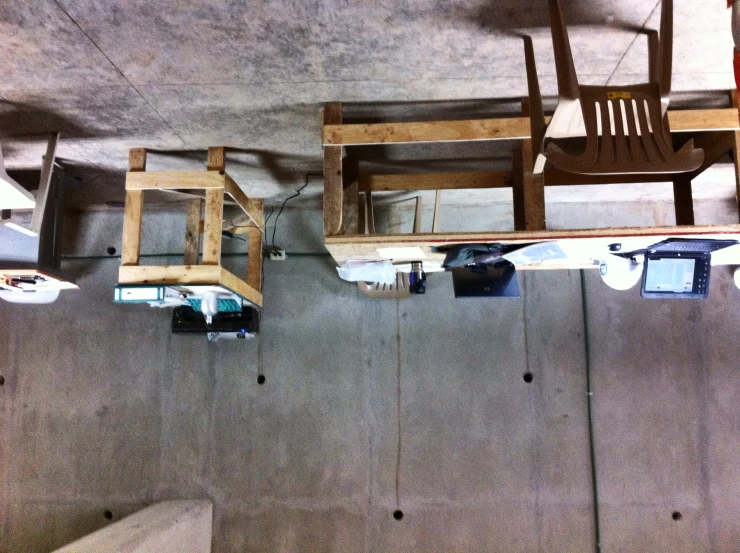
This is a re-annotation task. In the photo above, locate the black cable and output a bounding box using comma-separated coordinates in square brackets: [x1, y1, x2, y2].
[270, 173, 321, 254]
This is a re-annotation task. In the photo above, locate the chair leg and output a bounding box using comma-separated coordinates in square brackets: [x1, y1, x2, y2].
[548, 0, 580, 101]
[523, 35, 546, 168]
[413, 197, 423, 233]
[432, 190, 441, 233]
[658, 0, 673, 105]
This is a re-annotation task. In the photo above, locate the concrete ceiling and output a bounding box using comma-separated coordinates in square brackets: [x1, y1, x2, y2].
[0, 0, 734, 207]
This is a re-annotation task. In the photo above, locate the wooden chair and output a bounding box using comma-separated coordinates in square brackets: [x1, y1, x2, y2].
[524, 0, 704, 176]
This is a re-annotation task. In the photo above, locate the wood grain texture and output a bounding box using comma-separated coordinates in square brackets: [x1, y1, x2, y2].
[202, 188, 224, 265]
[323, 109, 740, 146]
[207, 146, 225, 172]
[323, 102, 343, 236]
[183, 199, 202, 265]
[223, 175, 264, 231]
[220, 267, 263, 308]
[118, 264, 222, 284]
[246, 226, 263, 293]
[121, 189, 144, 266]
[126, 171, 227, 190]
[342, 157, 359, 235]
[359, 171, 511, 192]
[128, 148, 147, 171]
[672, 176, 695, 226]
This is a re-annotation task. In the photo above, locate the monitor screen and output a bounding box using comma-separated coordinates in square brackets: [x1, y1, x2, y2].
[644, 257, 695, 293]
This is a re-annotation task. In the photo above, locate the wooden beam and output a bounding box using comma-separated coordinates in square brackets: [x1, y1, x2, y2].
[183, 199, 202, 265]
[734, 130, 740, 223]
[325, 225, 740, 266]
[119, 264, 222, 284]
[324, 108, 740, 146]
[129, 148, 147, 171]
[324, 102, 343, 236]
[202, 188, 224, 265]
[207, 146, 225, 172]
[121, 189, 144, 266]
[672, 176, 695, 226]
[126, 171, 227, 191]
[432, 190, 441, 233]
[220, 267, 263, 308]
[223, 175, 264, 232]
[246, 225, 263, 293]
[117, 265, 263, 308]
[511, 148, 525, 230]
[520, 99, 546, 230]
[359, 171, 511, 192]
[342, 157, 359, 235]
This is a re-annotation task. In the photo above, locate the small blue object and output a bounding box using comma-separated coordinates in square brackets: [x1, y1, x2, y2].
[188, 298, 242, 313]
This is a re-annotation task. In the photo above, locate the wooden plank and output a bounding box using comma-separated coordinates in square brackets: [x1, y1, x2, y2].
[343, 157, 359, 235]
[324, 225, 740, 267]
[129, 148, 147, 171]
[118, 264, 222, 285]
[52, 501, 212, 553]
[126, 171, 227, 191]
[220, 267, 263, 308]
[511, 148, 526, 231]
[121, 189, 144, 266]
[521, 98, 546, 231]
[202, 188, 224, 265]
[324, 109, 740, 146]
[672, 176, 695, 226]
[223, 175, 264, 231]
[246, 225, 263, 293]
[432, 190, 441, 233]
[324, 102, 343, 236]
[207, 146, 225, 172]
[413, 196, 423, 233]
[359, 171, 511, 192]
[183, 199, 202, 265]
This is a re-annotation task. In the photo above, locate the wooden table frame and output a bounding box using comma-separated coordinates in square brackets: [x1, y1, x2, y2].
[118, 147, 265, 308]
[322, 95, 740, 267]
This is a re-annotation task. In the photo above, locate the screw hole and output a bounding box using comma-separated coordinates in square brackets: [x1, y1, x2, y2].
[523, 372, 533, 383]
[106, 247, 116, 256]
[103, 510, 113, 520]
[393, 510, 403, 521]
[0, 376, 5, 386]
[672, 511, 682, 521]
[257, 375, 266, 385]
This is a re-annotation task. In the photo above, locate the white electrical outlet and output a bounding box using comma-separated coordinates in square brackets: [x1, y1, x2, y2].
[269, 248, 286, 261]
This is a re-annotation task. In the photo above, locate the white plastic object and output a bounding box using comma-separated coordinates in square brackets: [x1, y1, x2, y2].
[599, 256, 643, 291]
[200, 291, 219, 324]
[0, 289, 60, 304]
[337, 260, 396, 284]
[734, 267, 740, 290]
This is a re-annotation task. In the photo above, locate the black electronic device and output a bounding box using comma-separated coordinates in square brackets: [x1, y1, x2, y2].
[641, 252, 711, 299]
[171, 305, 260, 335]
[452, 261, 520, 298]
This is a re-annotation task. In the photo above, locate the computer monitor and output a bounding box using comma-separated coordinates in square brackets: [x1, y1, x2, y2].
[641, 252, 710, 299]
[452, 261, 520, 298]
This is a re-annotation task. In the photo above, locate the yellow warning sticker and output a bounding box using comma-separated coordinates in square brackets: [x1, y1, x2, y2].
[607, 92, 632, 100]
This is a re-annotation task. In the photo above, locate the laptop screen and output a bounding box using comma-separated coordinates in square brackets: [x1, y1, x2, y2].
[644, 257, 696, 293]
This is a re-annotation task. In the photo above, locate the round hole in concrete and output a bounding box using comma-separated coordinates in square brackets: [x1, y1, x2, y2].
[103, 510, 113, 520]
[106, 247, 116, 256]
[393, 510, 403, 521]
[257, 375, 266, 385]
[0, 376, 5, 386]
[523, 372, 534, 383]
[672, 511, 682, 521]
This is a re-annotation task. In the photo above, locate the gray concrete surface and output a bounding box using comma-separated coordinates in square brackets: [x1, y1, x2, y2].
[0, 0, 736, 206]
[2, 204, 740, 552]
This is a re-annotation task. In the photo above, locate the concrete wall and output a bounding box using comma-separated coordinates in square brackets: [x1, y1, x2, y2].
[1, 207, 740, 552]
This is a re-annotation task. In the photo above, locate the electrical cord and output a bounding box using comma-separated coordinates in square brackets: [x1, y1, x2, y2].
[269, 173, 321, 255]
